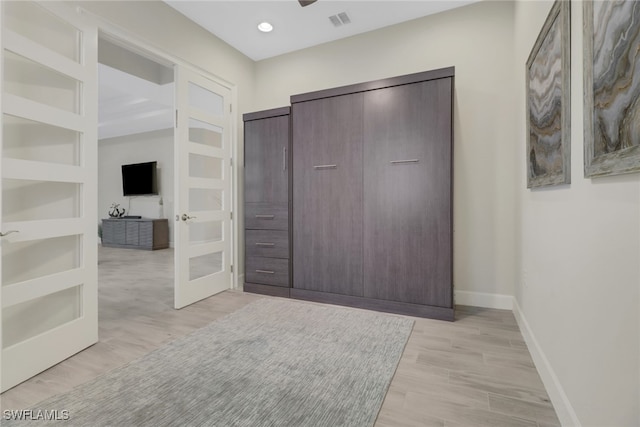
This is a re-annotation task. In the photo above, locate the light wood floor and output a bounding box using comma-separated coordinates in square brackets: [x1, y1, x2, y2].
[1, 246, 559, 426]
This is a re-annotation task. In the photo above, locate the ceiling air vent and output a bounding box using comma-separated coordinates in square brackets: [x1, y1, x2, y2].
[329, 12, 351, 27]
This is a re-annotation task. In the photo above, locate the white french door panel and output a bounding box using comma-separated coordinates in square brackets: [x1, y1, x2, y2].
[4, 29, 85, 81]
[174, 66, 232, 309]
[0, 1, 98, 392]
[3, 158, 87, 182]
[3, 268, 84, 308]
[3, 94, 84, 131]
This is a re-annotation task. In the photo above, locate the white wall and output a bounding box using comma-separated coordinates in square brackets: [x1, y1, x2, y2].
[98, 129, 174, 245]
[513, 1, 640, 426]
[254, 1, 518, 300]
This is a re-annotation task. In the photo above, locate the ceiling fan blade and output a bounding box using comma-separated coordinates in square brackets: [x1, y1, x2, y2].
[298, 0, 318, 7]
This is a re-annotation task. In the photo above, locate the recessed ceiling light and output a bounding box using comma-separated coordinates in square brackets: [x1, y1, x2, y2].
[258, 22, 273, 33]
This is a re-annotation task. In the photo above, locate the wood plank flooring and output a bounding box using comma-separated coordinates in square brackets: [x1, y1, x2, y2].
[0, 246, 559, 426]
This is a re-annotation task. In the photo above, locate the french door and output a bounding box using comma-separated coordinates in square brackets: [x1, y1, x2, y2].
[174, 67, 232, 309]
[0, 1, 98, 391]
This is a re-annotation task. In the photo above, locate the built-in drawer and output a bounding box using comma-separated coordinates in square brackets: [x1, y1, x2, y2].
[245, 202, 288, 230]
[246, 257, 290, 287]
[245, 230, 289, 259]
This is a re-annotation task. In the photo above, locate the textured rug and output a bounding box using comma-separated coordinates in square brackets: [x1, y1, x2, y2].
[6, 299, 413, 426]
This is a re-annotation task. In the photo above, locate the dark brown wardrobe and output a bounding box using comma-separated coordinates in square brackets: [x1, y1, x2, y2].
[244, 67, 454, 321]
[243, 107, 291, 298]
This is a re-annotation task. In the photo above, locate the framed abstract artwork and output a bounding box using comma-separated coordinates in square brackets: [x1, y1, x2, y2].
[526, 0, 571, 188]
[584, 1, 640, 177]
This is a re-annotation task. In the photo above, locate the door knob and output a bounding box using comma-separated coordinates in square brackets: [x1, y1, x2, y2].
[181, 214, 197, 222]
[0, 230, 19, 237]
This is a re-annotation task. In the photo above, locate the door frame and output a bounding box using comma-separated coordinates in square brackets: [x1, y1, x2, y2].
[81, 7, 241, 290]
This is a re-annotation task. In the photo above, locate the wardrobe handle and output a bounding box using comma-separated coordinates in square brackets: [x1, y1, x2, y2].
[255, 242, 275, 247]
[390, 159, 419, 164]
[314, 164, 337, 170]
[255, 269, 275, 274]
[283, 147, 287, 171]
[255, 215, 275, 219]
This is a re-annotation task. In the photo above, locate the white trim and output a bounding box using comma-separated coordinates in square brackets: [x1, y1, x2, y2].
[513, 299, 581, 427]
[454, 290, 514, 310]
[188, 142, 223, 159]
[188, 240, 224, 258]
[2, 158, 86, 183]
[236, 274, 245, 291]
[190, 211, 225, 222]
[3, 94, 84, 132]
[3, 268, 84, 308]
[188, 108, 225, 129]
[189, 176, 224, 190]
[4, 29, 85, 81]
[4, 219, 84, 242]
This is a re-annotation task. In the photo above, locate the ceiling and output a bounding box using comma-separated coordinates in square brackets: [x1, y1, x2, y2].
[164, 0, 478, 61]
[98, 63, 174, 140]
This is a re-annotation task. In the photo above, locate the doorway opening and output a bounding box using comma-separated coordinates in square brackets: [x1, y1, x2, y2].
[97, 35, 177, 330]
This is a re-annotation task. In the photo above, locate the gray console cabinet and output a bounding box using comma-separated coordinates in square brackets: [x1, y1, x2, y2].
[101, 218, 169, 250]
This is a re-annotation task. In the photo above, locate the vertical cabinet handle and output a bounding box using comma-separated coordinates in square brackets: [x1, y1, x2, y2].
[283, 147, 287, 172]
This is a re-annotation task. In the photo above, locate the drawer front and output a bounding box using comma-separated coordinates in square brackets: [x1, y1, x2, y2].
[246, 257, 290, 287]
[245, 230, 289, 259]
[245, 203, 288, 230]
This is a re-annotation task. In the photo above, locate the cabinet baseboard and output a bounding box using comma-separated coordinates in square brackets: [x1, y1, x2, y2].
[290, 288, 454, 321]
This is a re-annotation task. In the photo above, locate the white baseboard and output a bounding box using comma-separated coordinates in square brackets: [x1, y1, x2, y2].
[454, 290, 514, 310]
[512, 299, 581, 427]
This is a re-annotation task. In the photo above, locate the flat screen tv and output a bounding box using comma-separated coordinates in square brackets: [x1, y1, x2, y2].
[122, 161, 158, 196]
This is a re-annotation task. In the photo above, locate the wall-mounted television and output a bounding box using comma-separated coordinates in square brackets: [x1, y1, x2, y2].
[122, 161, 158, 196]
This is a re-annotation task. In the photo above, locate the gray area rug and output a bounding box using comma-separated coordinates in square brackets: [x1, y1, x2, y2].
[7, 299, 413, 426]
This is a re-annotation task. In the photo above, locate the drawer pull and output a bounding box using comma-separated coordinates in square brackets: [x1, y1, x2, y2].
[390, 159, 419, 164]
[255, 269, 275, 274]
[255, 215, 275, 219]
[255, 242, 275, 247]
[314, 164, 337, 170]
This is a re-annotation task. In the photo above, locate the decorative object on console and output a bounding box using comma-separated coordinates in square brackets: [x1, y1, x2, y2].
[583, 0, 640, 177]
[525, 0, 570, 188]
[108, 202, 125, 218]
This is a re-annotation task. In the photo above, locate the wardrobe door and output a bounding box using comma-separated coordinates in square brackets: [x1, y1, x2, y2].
[244, 115, 289, 204]
[243, 108, 291, 297]
[363, 78, 452, 307]
[293, 94, 364, 296]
